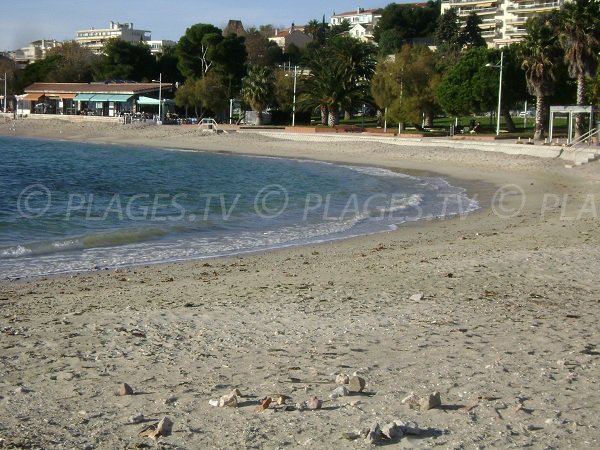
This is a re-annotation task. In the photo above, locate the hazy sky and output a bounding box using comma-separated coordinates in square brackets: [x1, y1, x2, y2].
[1, 0, 415, 51]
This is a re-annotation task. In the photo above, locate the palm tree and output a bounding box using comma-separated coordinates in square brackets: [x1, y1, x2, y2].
[300, 36, 375, 126]
[519, 14, 561, 140]
[558, 0, 600, 138]
[241, 65, 274, 125]
[300, 57, 363, 126]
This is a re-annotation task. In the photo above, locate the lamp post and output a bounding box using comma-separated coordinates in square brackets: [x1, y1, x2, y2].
[486, 51, 503, 136]
[0, 72, 6, 112]
[152, 73, 162, 124]
[292, 65, 298, 127]
[158, 72, 162, 124]
[284, 66, 299, 126]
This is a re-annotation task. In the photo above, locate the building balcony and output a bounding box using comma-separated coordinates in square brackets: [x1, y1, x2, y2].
[445, 0, 497, 6]
[507, 1, 563, 12]
[456, 6, 499, 16]
[506, 27, 528, 36]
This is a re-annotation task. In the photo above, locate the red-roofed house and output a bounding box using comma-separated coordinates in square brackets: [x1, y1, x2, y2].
[268, 26, 313, 50]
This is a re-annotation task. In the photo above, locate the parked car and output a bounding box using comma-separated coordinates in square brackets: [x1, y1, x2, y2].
[519, 109, 535, 117]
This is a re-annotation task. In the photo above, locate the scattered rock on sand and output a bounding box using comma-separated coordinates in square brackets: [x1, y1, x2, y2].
[365, 423, 382, 444]
[128, 413, 144, 424]
[329, 386, 349, 399]
[255, 397, 272, 412]
[402, 393, 419, 408]
[335, 374, 349, 385]
[119, 383, 134, 396]
[306, 396, 323, 410]
[348, 376, 366, 393]
[218, 390, 238, 407]
[139, 416, 173, 441]
[410, 293, 424, 301]
[419, 391, 442, 410]
[382, 421, 404, 440]
[400, 420, 421, 435]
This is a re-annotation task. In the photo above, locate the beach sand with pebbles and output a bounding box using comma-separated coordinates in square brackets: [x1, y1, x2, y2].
[0, 118, 599, 449]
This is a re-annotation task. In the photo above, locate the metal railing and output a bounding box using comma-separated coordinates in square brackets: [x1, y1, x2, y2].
[199, 117, 219, 132]
[567, 128, 598, 148]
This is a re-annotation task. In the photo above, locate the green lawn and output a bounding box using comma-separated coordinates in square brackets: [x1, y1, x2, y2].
[327, 114, 571, 139]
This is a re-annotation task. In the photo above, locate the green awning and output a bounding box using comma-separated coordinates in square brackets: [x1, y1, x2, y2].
[137, 96, 160, 105]
[74, 93, 94, 101]
[137, 96, 176, 105]
[88, 94, 112, 102]
[107, 94, 132, 102]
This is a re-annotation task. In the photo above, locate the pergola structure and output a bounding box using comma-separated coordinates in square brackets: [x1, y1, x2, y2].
[549, 105, 599, 145]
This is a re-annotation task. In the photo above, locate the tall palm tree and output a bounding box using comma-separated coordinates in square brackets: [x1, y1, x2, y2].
[300, 36, 375, 126]
[241, 65, 274, 125]
[558, 0, 600, 138]
[519, 14, 561, 140]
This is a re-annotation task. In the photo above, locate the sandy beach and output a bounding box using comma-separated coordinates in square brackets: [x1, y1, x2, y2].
[0, 118, 599, 449]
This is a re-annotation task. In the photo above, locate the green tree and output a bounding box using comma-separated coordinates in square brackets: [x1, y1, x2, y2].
[46, 42, 97, 82]
[301, 35, 376, 125]
[197, 71, 229, 117]
[387, 45, 441, 127]
[175, 78, 202, 117]
[157, 46, 185, 84]
[274, 69, 294, 112]
[241, 65, 275, 125]
[245, 30, 283, 66]
[210, 34, 248, 97]
[176, 23, 223, 79]
[437, 47, 499, 116]
[558, 0, 600, 138]
[435, 8, 461, 59]
[519, 14, 562, 140]
[374, 2, 439, 54]
[93, 39, 156, 81]
[18, 43, 97, 88]
[370, 59, 397, 128]
[458, 12, 486, 49]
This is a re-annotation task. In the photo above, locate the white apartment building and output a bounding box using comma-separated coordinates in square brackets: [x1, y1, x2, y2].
[75, 21, 151, 54]
[147, 40, 177, 55]
[330, 7, 382, 41]
[14, 39, 62, 67]
[441, 0, 569, 48]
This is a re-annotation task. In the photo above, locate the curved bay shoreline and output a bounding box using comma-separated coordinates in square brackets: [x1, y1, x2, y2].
[0, 119, 599, 449]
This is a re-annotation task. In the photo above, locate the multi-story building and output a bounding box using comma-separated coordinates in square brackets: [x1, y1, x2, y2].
[75, 21, 151, 54]
[14, 39, 62, 67]
[330, 7, 383, 42]
[146, 40, 176, 55]
[441, 0, 569, 48]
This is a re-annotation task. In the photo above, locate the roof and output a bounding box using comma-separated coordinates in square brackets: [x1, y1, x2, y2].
[332, 8, 382, 17]
[274, 28, 308, 37]
[24, 82, 171, 95]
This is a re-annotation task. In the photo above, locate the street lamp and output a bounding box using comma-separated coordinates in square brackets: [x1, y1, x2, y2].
[285, 66, 299, 126]
[0, 72, 7, 112]
[486, 51, 503, 136]
[152, 73, 162, 124]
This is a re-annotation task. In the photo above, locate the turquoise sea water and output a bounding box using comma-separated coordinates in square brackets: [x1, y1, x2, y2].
[0, 136, 478, 279]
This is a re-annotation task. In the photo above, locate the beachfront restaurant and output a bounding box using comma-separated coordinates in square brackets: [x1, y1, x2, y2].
[18, 82, 172, 118]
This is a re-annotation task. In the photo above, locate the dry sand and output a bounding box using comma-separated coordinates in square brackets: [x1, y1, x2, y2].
[0, 119, 599, 449]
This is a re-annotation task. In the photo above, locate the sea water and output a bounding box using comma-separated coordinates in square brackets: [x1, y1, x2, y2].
[0, 136, 478, 279]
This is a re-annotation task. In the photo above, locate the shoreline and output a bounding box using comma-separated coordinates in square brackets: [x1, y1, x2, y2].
[2, 132, 490, 282]
[0, 119, 599, 449]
